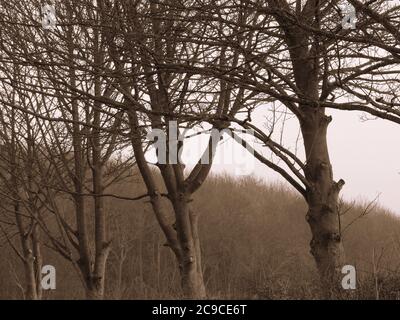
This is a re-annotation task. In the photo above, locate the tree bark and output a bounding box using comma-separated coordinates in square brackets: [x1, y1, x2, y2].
[172, 192, 206, 299]
[301, 107, 346, 297]
[278, 7, 347, 294]
[15, 202, 41, 300]
[88, 23, 111, 299]
[85, 278, 106, 300]
[23, 256, 38, 300]
[128, 110, 206, 299]
[32, 223, 43, 300]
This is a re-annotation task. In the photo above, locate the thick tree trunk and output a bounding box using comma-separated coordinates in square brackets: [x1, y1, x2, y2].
[283, 19, 347, 294]
[173, 194, 206, 299]
[82, 251, 110, 300]
[85, 279, 105, 300]
[306, 200, 345, 297]
[301, 108, 346, 297]
[79, 249, 108, 300]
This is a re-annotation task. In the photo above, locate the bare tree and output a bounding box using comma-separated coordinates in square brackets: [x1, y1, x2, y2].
[1, 0, 400, 300]
[0, 0, 135, 299]
[155, 0, 400, 296]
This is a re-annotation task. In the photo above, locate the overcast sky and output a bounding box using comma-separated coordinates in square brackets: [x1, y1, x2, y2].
[203, 109, 400, 215]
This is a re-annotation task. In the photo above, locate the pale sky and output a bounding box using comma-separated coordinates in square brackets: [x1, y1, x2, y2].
[207, 109, 400, 215]
[145, 107, 400, 215]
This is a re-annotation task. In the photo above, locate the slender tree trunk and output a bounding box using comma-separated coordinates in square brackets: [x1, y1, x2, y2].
[14, 202, 39, 300]
[21, 240, 39, 300]
[23, 231, 42, 301]
[32, 223, 43, 300]
[190, 209, 205, 295]
[89, 32, 110, 300]
[23, 256, 38, 300]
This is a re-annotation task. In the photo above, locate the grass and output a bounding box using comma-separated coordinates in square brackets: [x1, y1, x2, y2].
[1, 173, 400, 299]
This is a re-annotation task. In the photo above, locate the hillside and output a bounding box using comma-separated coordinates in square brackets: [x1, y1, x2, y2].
[0, 174, 399, 299]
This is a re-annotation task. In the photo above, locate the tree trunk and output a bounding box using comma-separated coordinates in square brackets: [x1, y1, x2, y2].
[23, 254, 39, 300]
[283, 18, 347, 294]
[85, 279, 105, 300]
[32, 223, 43, 300]
[301, 107, 346, 298]
[127, 91, 207, 298]
[172, 193, 206, 299]
[14, 201, 41, 300]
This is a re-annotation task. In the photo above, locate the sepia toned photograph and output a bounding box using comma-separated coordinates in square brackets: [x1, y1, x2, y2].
[0, 0, 399, 305]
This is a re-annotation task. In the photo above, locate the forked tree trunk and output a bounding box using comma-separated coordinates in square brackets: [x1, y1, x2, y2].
[128, 110, 207, 299]
[84, 245, 110, 300]
[78, 245, 109, 300]
[74, 187, 110, 301]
